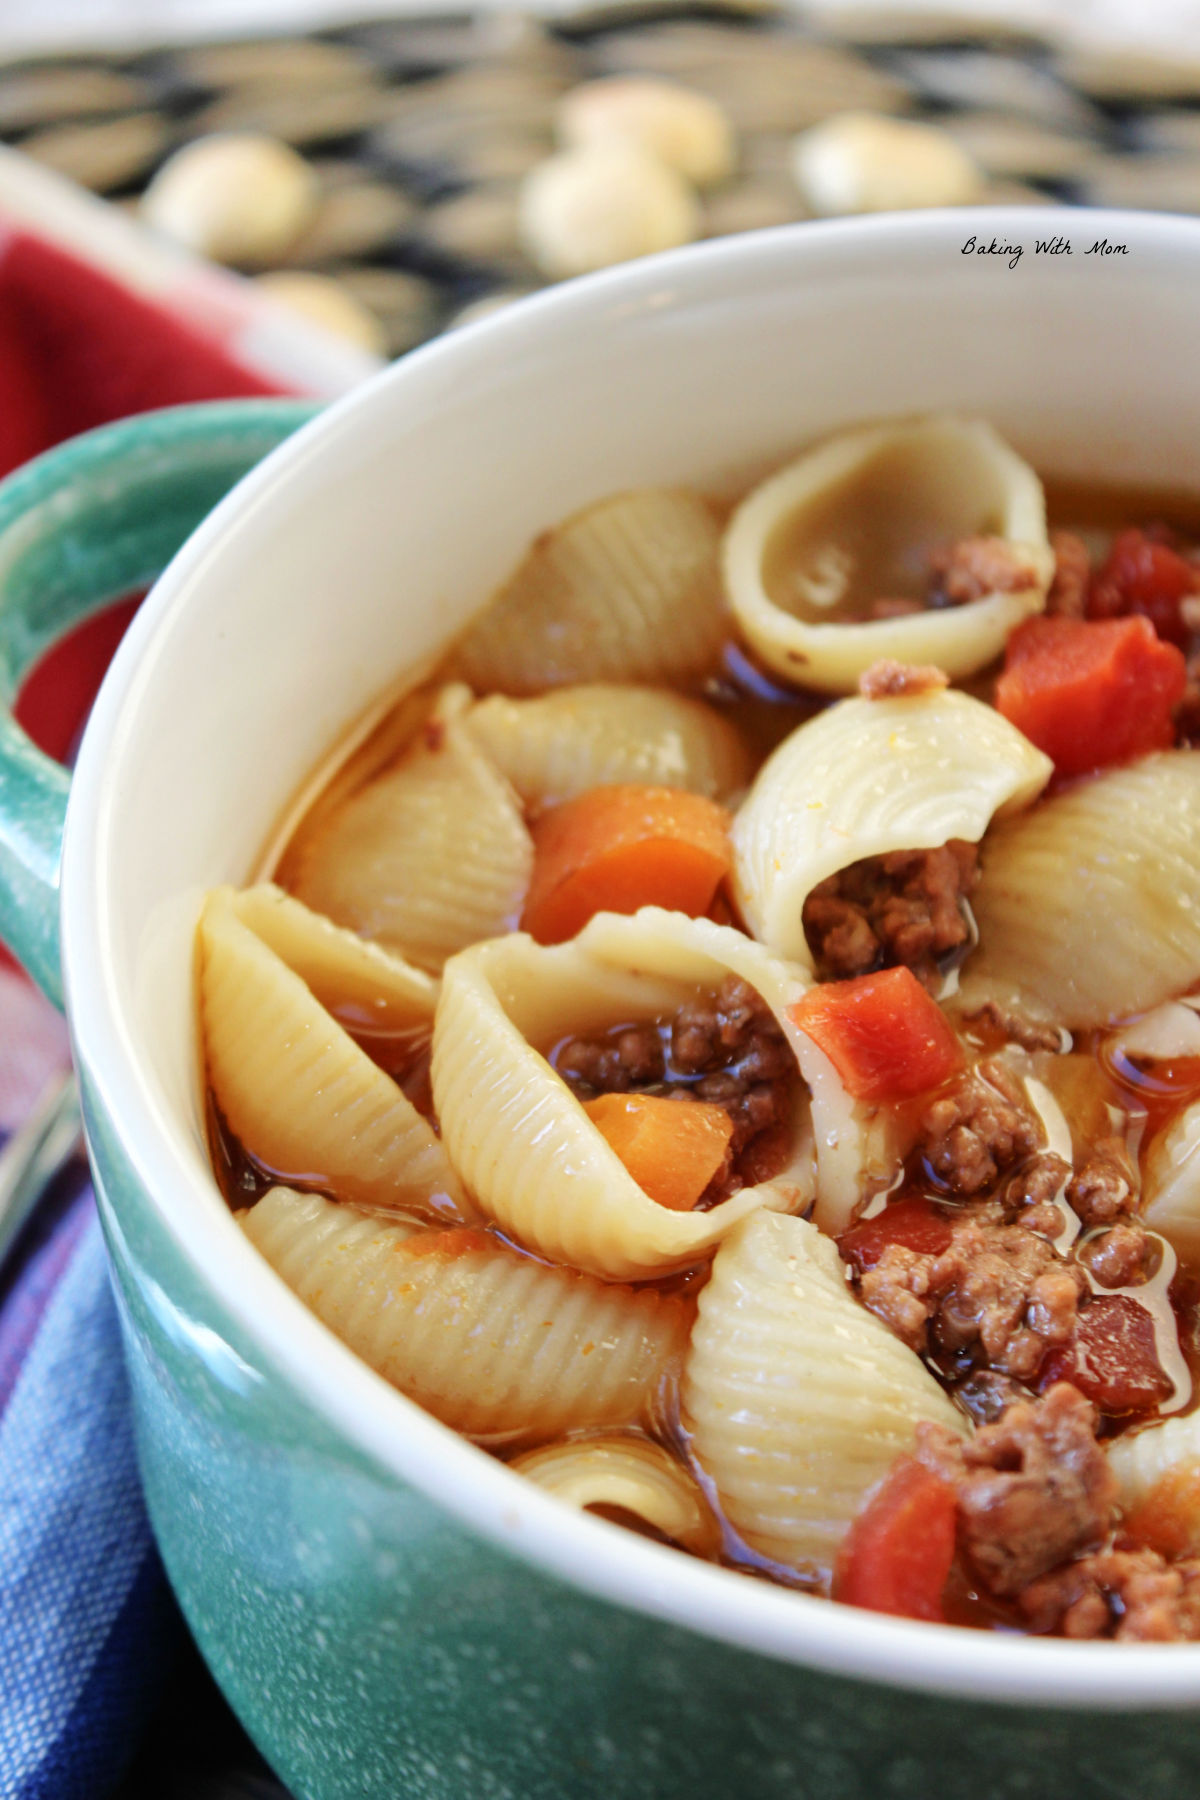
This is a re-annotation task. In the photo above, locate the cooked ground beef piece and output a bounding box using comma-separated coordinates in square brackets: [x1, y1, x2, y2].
[953, 1369, 1033, 1427]
[1067, 1136, 1138, 1226]
[925, 535, 1043, 608]
[1001, 1151, 1071, 1232]
[934, 1219, 1087, 1378]
[920, 1059, 1040, 1195]
[554, 976, 795, 1204]
[803, 841, 979, 991]
[1077, 1222, 1154, 1289]
[960, 998, 1067, 1055]
[859, 1205, 1086, 1378]
[1045, 530, 1091, 618]
[857, 659, 950, 700]
[917, 1383, 1116, 1597]
[1019, 1547, 1200, 1641]
[556, 1024, 664, 1092]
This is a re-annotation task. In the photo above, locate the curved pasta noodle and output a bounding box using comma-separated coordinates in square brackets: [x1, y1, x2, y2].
[731, 688, 1051, 969]
[724, 416, 1052, 693]
[961, 752, 1200, 1032]
[229, 882, 437, 1031]
[1108, 1413, 1200, 1541]
[510, 1433, 720, 1555]
[463, 684, 753, 809]
[242, 1187, 690, 1443]
[286, 684, 533, 973]
[454, 489, 727, 694]
[199, 887, 468, 1219]
[1144, 1102, 1200, 1265]
[682, 1211, 967, 1581]
[432, 908, 822, 1280]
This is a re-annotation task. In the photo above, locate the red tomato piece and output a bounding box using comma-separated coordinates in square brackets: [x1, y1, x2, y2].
[995, 614, 1186, 777]
[1088, 528, 1199, 648]
[839, 1195, 955, 1271]
[1041, 1295, 1173, 1415]
[835, 1455, 958, 1623]
[788, 966, 964, 1106]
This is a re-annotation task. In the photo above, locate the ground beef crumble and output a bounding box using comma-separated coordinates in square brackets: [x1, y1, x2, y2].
[857, 659, 950, 700]
[860, 1209, 1086, 1379]
[926, 535, 1043, 607]
[554, 976, 796, 1206]
[920, 1059, 1039, 1195]
[1067, 1135, 1139, 1226]
[803, 841, 979, 991]
[917, 1384, 1117, 1597]
[960, 998, 1066, 1055]
[1019, 1546, 1200, 1640]
[1045, 529, 1091, 618]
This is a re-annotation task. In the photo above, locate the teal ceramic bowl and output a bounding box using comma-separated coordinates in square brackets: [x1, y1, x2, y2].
[4, 210, 1200, 1799]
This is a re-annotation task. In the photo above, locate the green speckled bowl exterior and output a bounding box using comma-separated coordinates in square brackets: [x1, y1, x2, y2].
[4, 215, 1200, 1799]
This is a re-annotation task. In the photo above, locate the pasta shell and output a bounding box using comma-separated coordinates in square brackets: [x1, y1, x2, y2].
[454, 489, 727, 694]
[961, 751, 1200, 1031]
[724, 416, 1053, 693]
[242, 1187, 690, 1444]
[1145, 1102, 1200, 1264]
[732, 688, 1052, 969]
[199, 887, 468, 1220]
[230, 882, 438, 1032]
[431, 909, 820, 1280]
[463, 683, 752, 809]
[683, 1211, 966, 1581]
[286, 684, 533, 973]
[510, 1432, 720, 1555]
[1108, 1411, 1200, 1529]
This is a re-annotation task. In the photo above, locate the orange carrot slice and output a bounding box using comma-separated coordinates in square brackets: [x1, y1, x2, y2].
[584, 1092, 733, 1211]
[522, 784, 733, 945]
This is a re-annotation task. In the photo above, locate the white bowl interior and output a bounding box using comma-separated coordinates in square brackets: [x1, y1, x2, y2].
[63, 210, 1200, 1707]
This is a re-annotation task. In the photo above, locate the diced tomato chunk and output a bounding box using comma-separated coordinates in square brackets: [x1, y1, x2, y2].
[789, 966, 964, 1105]
[995, 614, 1186, 776]
[835, 1455, 958, 1623]
[1040, 1295, 1173, 1415]
[839, 1195, 955, 1271]
[1088, 527, 1199, 648]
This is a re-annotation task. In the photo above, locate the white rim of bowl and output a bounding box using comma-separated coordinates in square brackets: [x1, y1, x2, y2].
[63, 208, 1200, 1710]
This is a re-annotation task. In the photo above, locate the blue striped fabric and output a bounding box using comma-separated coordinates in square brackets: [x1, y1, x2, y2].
[0, 1172, 180, 1800]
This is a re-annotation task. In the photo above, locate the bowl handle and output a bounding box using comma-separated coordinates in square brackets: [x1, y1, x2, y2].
[0, 399, 320, 1007]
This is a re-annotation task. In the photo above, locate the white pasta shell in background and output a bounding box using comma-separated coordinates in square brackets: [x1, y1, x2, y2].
[961, 752, 1200, 1032]
[200, 887, 468, 1220]
[511, 1432, 720, 1555]
[141, 132, 319, 265]
[432, 908, 819, 1281]
[455, 489, 726, 695]
[519, 143, 699, 280]
[792, 112, 984, 216]
[684, 1212, 966, 1580]
[255, 270, 388, 357]
[1144, 1102, 1200, 1265]
[731, 687, 1052, 969]
[287, 684, 533, 974]
[243, 1188, 690, 1443]
[558, 77, 736, 188]
[463, 683, 752, 809]
[1108, 1411, 1200, 1536]
[229, 882, 437, 1032]
[723, 416, 1053, 693]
